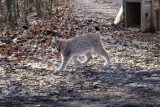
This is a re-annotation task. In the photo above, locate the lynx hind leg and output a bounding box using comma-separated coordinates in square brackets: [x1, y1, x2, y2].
[73, 56, 81, 66]
[94, 41, 110, 66]
[81, 52, 92, 66]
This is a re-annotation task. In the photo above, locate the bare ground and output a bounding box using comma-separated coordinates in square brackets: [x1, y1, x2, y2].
[0, 0, 160, 107]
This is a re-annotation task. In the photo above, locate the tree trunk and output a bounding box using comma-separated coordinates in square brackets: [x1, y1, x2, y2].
[28, 0, 33, 13]
[49, 0, 53, 17]
[13, 0, 18, 26]
[0, 0, 2, 30]
[16, 0, 20, 17]
[0, 0, 2, 14]
[54, 0, 58, 7]
[24, 0, 28, 26]
[6, 0, 15, 29]
[35, 0, 42, 17]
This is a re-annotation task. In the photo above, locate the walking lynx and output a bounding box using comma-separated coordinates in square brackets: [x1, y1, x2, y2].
[51, 31, 110, 72]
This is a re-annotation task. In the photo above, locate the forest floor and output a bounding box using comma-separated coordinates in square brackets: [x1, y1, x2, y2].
[0, 0, 160, 107]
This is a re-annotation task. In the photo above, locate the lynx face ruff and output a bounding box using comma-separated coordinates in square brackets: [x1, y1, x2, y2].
[52, 33, 110, 72]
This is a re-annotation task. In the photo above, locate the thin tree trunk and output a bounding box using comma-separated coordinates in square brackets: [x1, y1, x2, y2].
[49, 0, 53, 17]
[54, 0, 58, 7]
[24, 0, 28, 26]
[28, 0, 33, 13]
[0, 0, 2, 30]
[0, 0, 2, 14]
[13, 0, 18, 26]
[16, 0, 20, 17]
[6, 0, 15, 29]
[35, 0, 42, 17]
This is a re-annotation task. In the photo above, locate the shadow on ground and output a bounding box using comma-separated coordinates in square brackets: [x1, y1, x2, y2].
[0, 62, 160, 107]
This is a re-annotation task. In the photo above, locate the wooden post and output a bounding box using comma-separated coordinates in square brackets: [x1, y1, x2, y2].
[114, 6, 123, 25]
[151, 0, 155, 32]
[141, 0, 145, 32]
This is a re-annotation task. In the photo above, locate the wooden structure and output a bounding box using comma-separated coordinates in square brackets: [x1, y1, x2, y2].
[123, 0, 160, 32]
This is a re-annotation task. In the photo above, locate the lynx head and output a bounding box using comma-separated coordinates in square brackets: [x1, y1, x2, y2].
[51, 36, 61, 54]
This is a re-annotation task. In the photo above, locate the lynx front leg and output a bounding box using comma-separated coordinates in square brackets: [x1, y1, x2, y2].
[56, 55, 70, 72]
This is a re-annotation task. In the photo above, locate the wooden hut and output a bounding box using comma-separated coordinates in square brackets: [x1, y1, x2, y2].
[123, 0, 160, 32]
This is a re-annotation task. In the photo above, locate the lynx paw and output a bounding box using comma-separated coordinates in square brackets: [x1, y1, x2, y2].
[53, 69, 62, 74]
[103, 62, 111, 68]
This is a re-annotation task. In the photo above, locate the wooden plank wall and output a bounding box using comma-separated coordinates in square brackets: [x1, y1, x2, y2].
[145, 1, 152, 31]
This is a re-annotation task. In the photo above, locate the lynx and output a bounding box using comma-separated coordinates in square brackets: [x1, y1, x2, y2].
[52, 31, 110, 72]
